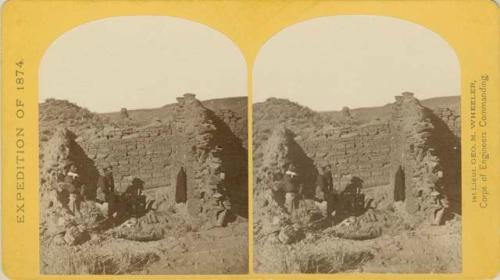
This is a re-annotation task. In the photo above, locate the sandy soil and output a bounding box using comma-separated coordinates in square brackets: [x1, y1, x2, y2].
[254, 185, 461, 274]
[41, 216, 248, 275]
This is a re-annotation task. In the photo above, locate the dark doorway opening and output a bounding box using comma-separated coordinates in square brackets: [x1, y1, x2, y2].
[175, 167, 187, 203]
[393, 165, 405, 202]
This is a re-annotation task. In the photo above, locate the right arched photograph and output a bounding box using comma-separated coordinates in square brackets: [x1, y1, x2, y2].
[252, 15, 461, 274]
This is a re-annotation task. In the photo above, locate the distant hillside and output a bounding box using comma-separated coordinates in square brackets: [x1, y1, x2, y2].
[252, 95, 460, 152]
[320, 96, 460, 123]
[100, 96, 248, 146]
[420, 96, 460, 112]
[252, 98, 328, 152]
[202, 97, 247, 116]
[101, 97, 245, 122]
[40, 96, 248, 148]
[39, 99, 113, 143]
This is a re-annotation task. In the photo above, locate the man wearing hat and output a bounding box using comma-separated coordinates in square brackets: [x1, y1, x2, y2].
[431, 191, 449, 226]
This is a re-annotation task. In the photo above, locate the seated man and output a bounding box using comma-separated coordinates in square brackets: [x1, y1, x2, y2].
[213, 192, 232, 227]
[431, 191, 450, 226]
[340, 176, 364, 216]
[122, 178, 146, 218]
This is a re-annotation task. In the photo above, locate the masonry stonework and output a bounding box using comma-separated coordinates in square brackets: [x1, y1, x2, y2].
[254, 92, 461, 216]
[41, 94, 247, 222]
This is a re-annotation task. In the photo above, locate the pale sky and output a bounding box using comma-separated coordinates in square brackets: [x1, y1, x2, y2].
[253, 16, 460, 111]
[40, 16, 246, 113]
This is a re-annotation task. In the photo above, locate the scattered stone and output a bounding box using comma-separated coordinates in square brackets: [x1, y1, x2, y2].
[64, 225, 90, 245]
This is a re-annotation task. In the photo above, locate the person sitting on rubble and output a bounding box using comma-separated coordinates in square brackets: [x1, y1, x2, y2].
[282, 164, 300, 214]
[340, 176, 364, 216]
[96, 166, 116, 217]
[213, 191, 232, 227]
[342, 176, 362, 195]
[315, 164, 334, 218]
[122, 178, 146, 218]
[431, 191, 450, 226]
[211, 171, 233, 227]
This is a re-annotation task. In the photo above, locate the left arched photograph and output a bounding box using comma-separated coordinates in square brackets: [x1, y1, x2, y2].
[38, 16, 248, 275]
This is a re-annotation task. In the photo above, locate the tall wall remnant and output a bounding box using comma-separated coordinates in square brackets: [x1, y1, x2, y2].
[256, 125, 317, 199]
[390, 92, 461, 214]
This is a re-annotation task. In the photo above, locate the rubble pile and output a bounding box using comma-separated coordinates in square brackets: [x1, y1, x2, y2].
[40, 128, 103, 250]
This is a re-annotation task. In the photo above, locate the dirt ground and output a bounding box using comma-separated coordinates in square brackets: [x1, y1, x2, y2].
[145, 220, 248, 274]
[255, 218, 460, 274]
[254, 185, 461, 274]
[41, 214, 248, 275]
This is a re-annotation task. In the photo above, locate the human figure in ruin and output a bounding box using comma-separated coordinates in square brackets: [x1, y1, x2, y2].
[213, 191, 232, 227]
[175, 167, 187, 204]
[343, 176, 362, 195]
[431, 191, 450, 226]
[206, 171, 231, 227]
[282, 164, 300, 214]
[122, 178, 146, 218]
[63, 164, 82, 215]
[315, 164, 334, 217]
[80, 183, 93, 201]
[96, 166, 116, 217]
[340, 176, 365, 216]
[56, 181, 70, 209]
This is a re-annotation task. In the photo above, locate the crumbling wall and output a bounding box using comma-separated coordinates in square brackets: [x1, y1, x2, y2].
[298, 122, 391, 190]
[73, 94, 246, 219]
[39, 127, 100, 227]
[253, 98, 392, 192]
[390, 92, 460, 214]
[40, 94, 247, 223]
[256, 125, 317, 195]
[78, 125, 182, 192]
[254, 125, 317, 212]
[40, 128, 99, 191]
[253, 93, 460, 217]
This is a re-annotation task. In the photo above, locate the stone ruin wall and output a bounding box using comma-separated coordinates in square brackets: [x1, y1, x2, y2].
[298, 122, 391, 191]
[390, 93, 461, 214]
[77, 125, 187, 193]
[289, 94, 460, 206]
[66, 93, 247, 219]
